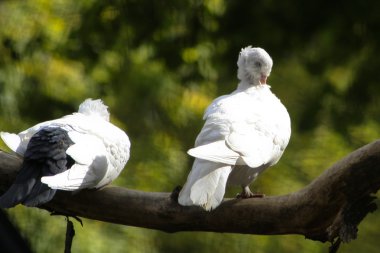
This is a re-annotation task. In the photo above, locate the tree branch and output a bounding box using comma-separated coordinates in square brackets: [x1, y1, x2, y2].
[1, 140, 379, 246]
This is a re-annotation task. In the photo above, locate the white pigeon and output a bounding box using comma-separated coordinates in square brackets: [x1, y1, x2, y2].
[0, 98, 131, 208]
[178, 46, 291, 211]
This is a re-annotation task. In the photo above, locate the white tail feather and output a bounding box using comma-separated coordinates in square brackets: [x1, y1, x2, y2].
[0, 132, 21, 154]
[178, 159, 232, 211]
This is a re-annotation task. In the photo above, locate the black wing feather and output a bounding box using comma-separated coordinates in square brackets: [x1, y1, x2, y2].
[0, 127, 74, 208]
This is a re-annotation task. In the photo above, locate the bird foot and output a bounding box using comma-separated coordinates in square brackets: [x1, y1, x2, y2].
[170, 185, 182, 202]
[50, 211, 83, 226]
[236, 192, 265, 199]
[236, 187, 265, 199]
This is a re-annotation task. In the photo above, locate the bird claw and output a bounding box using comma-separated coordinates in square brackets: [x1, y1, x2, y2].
[170, 185, 182, 202]
[50, 211, 83, 227]
[236, 192, 265, 199]
[236, 187, 265, 199]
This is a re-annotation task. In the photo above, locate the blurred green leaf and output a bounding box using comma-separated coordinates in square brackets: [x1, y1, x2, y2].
[1, 0, 380, 252]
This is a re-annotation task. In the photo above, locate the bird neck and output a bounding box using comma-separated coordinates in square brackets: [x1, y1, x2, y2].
[236, 81, 261, 91]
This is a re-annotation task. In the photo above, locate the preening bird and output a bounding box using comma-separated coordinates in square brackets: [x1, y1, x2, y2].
[178, 46, 291, 211]
[0, 99, 130, 208]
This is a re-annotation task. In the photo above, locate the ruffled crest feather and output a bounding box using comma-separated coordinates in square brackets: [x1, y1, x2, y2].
[78, 99, 110, 121]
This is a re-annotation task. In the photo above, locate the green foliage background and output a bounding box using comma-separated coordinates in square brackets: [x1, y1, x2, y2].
[0, 0, 379, 252]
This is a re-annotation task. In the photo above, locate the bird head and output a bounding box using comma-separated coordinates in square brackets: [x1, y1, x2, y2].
[237, 46, 273, 86]
[78, 98, 110, 121]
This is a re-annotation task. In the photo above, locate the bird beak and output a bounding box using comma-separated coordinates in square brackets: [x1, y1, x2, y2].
[259, 74, 267, 85]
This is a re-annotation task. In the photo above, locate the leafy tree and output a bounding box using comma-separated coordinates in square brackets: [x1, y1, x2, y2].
[0, 0, 379, 252]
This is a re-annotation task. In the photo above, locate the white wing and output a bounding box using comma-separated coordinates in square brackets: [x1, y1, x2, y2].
[41, 131, 109, 190]
[0, 115, 82, 156]
[189, 91, 276, 168]
[41, 163, 105, 190]
[225, 124, 275, 167]
[188, 130, 274, 168]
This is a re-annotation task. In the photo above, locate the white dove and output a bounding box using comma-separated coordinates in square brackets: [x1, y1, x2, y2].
[0, 98, 131, 208]
[178, 46, 291, 211]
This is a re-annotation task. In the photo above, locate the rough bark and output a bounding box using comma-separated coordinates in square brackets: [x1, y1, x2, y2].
[0, 140, 379, 247]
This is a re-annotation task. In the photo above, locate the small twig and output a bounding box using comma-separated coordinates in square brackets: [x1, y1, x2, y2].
[50, 211, 84, 227]
[329, 238, 341, 253]
[64, 217, 75, 253]
[64, 215, 83, 253]
[49, 211, 83, 253]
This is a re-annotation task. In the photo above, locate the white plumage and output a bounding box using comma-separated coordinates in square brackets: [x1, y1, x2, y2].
[0, 98, 130, 207]
[178, 46, 291, 211]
